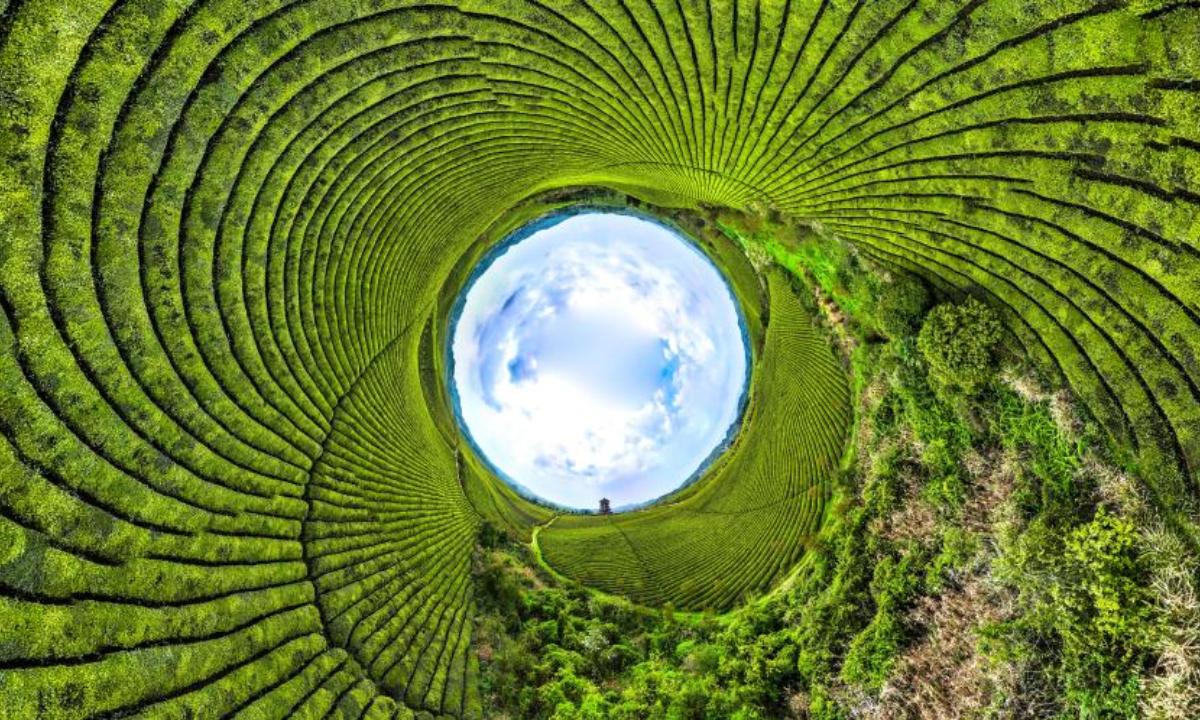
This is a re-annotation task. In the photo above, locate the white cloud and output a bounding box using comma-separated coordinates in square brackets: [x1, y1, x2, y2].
[451, 213, 747, 509]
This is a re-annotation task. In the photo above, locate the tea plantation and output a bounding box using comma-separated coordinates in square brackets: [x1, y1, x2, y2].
[1, 1, 1197, 718]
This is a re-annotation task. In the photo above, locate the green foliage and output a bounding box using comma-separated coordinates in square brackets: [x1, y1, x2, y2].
[840, 553, 922, 689]
[985, 391, 1157, 717]
[721, 220, 877, 325]
[995, 387, 1089, 520]
[874, 275, 930, 340]
[1061, 510, 1154, 656]
[986, 507, 1157, 717]
[917, 298, 1004, 400]
[925, 525, 979, 592]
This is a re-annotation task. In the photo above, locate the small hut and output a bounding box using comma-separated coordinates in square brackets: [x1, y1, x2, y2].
[599, 498, 611, 515]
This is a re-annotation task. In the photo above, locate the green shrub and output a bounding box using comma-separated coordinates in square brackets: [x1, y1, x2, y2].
[1058, 510, 1156, 668]
[840, 553, 921, 690]
[874, 275, 929, 339]
[917, 298, 1003, 399]
[987, 507, 1157, 717]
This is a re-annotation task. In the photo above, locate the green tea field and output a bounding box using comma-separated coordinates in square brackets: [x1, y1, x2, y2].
[1, 1, 1197, 717]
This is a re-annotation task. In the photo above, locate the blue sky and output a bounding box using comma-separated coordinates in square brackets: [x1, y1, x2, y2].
[451, 212, 748, 510]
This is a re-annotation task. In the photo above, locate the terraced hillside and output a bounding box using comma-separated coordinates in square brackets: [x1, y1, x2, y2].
[1, 1, 1198, 718]
[540, 269, 849, 611]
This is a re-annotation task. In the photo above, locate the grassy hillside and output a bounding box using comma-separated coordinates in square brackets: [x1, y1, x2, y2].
[1, 1, 1197, 718]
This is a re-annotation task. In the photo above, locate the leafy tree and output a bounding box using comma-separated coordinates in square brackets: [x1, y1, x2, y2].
[917, 297, 1003, 398]
[874, 275, 929, 339]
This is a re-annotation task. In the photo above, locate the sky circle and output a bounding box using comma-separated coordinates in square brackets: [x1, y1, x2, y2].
[449, 210, 749, 511]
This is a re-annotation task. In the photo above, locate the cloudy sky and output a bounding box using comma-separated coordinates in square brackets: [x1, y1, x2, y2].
[450, 212, 748, 510]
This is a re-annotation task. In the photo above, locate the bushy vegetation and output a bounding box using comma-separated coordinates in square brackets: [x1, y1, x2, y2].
[874, 276, 930, 341]
[1, 1, 1197, 717]
[917, 298, 1004, 400]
